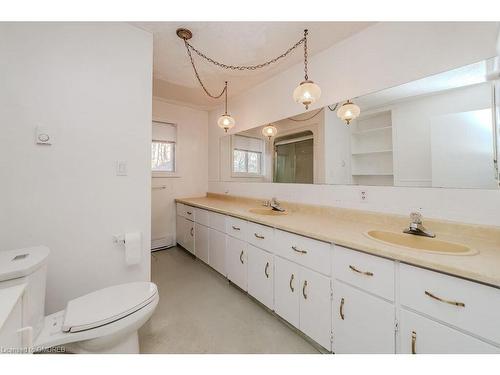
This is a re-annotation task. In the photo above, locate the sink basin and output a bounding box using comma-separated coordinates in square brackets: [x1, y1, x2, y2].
[249, 208, 287, 216]
[365, 230, 476, 255]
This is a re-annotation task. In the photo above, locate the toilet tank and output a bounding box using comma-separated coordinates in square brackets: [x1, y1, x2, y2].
[0, 246, 50, 339]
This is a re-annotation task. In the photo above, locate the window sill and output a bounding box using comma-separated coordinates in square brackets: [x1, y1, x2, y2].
[231, 173, 264, 179]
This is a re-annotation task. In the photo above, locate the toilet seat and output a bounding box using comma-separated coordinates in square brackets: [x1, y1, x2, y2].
[63, 282, 158, 333]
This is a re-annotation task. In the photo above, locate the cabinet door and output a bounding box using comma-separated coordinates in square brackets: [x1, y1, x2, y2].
[299, 267, 332, 350]
[183, 218, 195, 255]
[194, 223, 209, 264]
[209, 229, 226, 276]
[247, 244, 274, 310]
[226, 236, 247, 291]
[176, 215, 186, 248]
[332, 281, 395, 353]
[274, 256, 300, 329]
[399, 308, 500, 354]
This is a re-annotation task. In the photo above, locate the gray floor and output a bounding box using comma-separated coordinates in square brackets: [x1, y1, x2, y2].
[138, 247, 319, 353]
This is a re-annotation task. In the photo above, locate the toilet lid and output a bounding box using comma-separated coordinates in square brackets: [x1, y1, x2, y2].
[62, 282, 158, 333]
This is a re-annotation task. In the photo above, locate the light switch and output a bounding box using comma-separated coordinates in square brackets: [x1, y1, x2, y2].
[35, 125, 51, 145]
[116, 161, 127, 176]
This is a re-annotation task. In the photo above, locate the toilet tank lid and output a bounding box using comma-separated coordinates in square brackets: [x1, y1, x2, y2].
[0, 246, 50, 282]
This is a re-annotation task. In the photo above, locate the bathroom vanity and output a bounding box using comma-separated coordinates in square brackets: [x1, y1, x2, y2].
[176, 194, 500, 354]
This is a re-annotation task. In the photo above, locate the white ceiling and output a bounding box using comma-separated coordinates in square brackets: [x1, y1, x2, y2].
[132, 22, 374, 109]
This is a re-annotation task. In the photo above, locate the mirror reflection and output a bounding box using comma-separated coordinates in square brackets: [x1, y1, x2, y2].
[220, 58, 500, 189]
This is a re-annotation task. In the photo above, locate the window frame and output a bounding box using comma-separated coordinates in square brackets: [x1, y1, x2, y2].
[152, 120, 179, 178]
[231, 146, 264, 178]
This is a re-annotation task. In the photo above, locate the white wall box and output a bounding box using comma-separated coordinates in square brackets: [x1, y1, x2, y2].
[247, 244, 274, 310]
[332, 280, 395, 353]
[399, 308, 500, 354]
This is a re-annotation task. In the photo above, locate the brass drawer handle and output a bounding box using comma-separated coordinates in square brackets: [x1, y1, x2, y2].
[302, 280, 308, 299]
[289, 274, 295, 292]
[232, 225, 241, 231]
[340, 297, 345, 320]
[424, 291, 465, 307]
[254, 233, 265, 239]
[349, 265, 374, 277]
[411, 331, 417, 354]
[190, 227, 194, 236]
[186, 211, 192, 215]
[291, 245, 307, 254]
[240, 250, 244, 264]
[264, 262, 270, 278]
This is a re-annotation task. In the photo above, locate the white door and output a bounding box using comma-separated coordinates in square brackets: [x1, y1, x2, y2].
[209, 228, 226, 276]
[183, 218, 195, 255]
[226, 236, 247, 291]
[247, 244, 274, 310]
[299, 267, 332, 350]
[332, 281, 395, 353]
[194, 223, 209, 264]
[274, 256, 300, 328]
[399, 308, 500, 354]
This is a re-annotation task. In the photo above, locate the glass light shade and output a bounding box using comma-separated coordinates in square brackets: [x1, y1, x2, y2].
[217, 114, 235, 133]
[337, 101, 360, 125]
[262, 125, 278, 139]
[293, 80, 321, 110]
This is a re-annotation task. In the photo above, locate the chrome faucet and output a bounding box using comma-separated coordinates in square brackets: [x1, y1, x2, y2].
[264, 197, 285, 212]
[403, 212, 435, 238]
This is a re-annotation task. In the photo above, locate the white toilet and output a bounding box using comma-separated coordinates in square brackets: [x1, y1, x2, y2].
[0, 246, 159, 354]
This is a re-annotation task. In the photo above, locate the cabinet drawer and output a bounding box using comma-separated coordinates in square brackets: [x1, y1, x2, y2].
[194, 208, 210, 226]
[208, 211, 226, 233]
[226, 216, 248, 240]
[274, 229, 331, 276]
[400, 263, 500, 345]
[176, 203, 195, 221]
[399, 308, 500, 354]
[333, 245, 395, 301]
[247, 222, 274, 252]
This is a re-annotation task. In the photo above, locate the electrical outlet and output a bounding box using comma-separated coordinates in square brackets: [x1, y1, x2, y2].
[360, 190, 368, 202]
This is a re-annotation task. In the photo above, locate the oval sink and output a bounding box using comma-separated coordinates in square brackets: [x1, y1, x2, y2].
[365, 230, 476, 255]
[249, 208, 287, 216]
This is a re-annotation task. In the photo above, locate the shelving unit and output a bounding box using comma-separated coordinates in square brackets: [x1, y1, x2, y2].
[350, 110, 394, 186]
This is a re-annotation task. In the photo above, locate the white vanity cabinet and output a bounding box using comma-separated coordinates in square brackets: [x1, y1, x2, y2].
[247, 244, 274, 310]
[399, 308, 500, 354]
[226, 235, 248, 291]
[208, 226, 226, 276]
[274, 255, 332, 349]
[332, 281, 395, 353]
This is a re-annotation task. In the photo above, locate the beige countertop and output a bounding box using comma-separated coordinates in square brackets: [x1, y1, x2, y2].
[176, 194, 500, 288]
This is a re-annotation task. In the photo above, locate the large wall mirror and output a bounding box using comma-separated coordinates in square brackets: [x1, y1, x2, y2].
[219, 57, 500, 189]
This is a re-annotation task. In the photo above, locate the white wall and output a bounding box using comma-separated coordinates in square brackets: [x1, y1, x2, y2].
[0, 23, 153, 313]
[151, 98, 208, 246]
[207, 22, 500, 226]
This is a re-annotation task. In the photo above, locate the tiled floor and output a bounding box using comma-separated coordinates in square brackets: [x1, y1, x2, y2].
[138, 247, 319, 353]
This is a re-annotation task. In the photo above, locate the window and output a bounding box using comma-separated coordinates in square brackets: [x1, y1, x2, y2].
[152, 121, 177, 175]
[232, 135, 263, 176]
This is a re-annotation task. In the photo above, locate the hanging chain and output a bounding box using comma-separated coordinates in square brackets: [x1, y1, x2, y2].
[181, 30, 308, 100]
[288, 107, 323, 122]
[303, 29, 308, 81]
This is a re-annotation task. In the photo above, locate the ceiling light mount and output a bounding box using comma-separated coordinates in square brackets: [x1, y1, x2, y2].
[176, 28, 193, 40]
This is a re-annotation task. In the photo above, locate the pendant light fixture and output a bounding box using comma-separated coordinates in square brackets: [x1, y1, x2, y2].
[336, 100, 361, 125]
[293, 30, 321, 110]
[262, 124, 278, 140]
[217, 81, 235, 133]
[178, 27, 321, 130]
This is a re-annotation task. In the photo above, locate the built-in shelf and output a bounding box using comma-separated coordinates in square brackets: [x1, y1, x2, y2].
[350, 110, 394, 186]
[351, 126, 392, 136]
